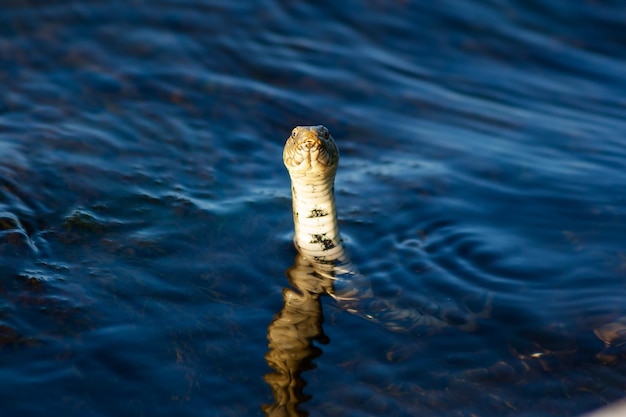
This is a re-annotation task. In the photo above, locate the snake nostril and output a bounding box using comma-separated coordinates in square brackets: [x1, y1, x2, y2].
[304, 139, 316, 148]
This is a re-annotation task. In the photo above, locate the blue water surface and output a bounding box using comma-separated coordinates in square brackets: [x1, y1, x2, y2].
[1, 1, 625, 416]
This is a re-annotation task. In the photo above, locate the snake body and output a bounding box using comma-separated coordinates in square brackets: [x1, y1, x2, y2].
[283, 125, 477, 331]
[283, 125, 346, 268]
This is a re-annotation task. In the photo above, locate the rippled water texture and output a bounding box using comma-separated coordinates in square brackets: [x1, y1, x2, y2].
[1, 1, 625, 416]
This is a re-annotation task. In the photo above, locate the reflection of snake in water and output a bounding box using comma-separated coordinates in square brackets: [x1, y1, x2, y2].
[263, 125, 486, 416]
[282, 125, 488, 332]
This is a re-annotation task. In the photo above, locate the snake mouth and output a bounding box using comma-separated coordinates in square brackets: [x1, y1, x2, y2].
[283, 125, 339, 174]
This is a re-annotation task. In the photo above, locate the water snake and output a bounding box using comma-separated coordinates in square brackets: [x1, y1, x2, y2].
[282, 125, 488, 331]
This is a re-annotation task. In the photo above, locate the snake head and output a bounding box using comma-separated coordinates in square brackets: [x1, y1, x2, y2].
[283, 125, 339, 177]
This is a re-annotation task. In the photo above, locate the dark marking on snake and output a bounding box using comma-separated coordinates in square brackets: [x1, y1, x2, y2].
[309, 208, 328, 218]
[313, 256, 336, 265]
[310, 234, 335, 250]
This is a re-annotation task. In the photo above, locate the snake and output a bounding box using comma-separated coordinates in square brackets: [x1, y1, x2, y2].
[282, 125, 490, 332]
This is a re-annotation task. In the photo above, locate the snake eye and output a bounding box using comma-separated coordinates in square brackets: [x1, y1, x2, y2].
[319, 127, 329, 139]
[291, 128, 298, 139]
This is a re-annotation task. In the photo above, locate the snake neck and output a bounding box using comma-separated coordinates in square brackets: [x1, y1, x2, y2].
[289, 174, 347, 268]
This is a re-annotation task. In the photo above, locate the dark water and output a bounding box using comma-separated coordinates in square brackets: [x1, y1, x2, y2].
[1, 1, 625, 416]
